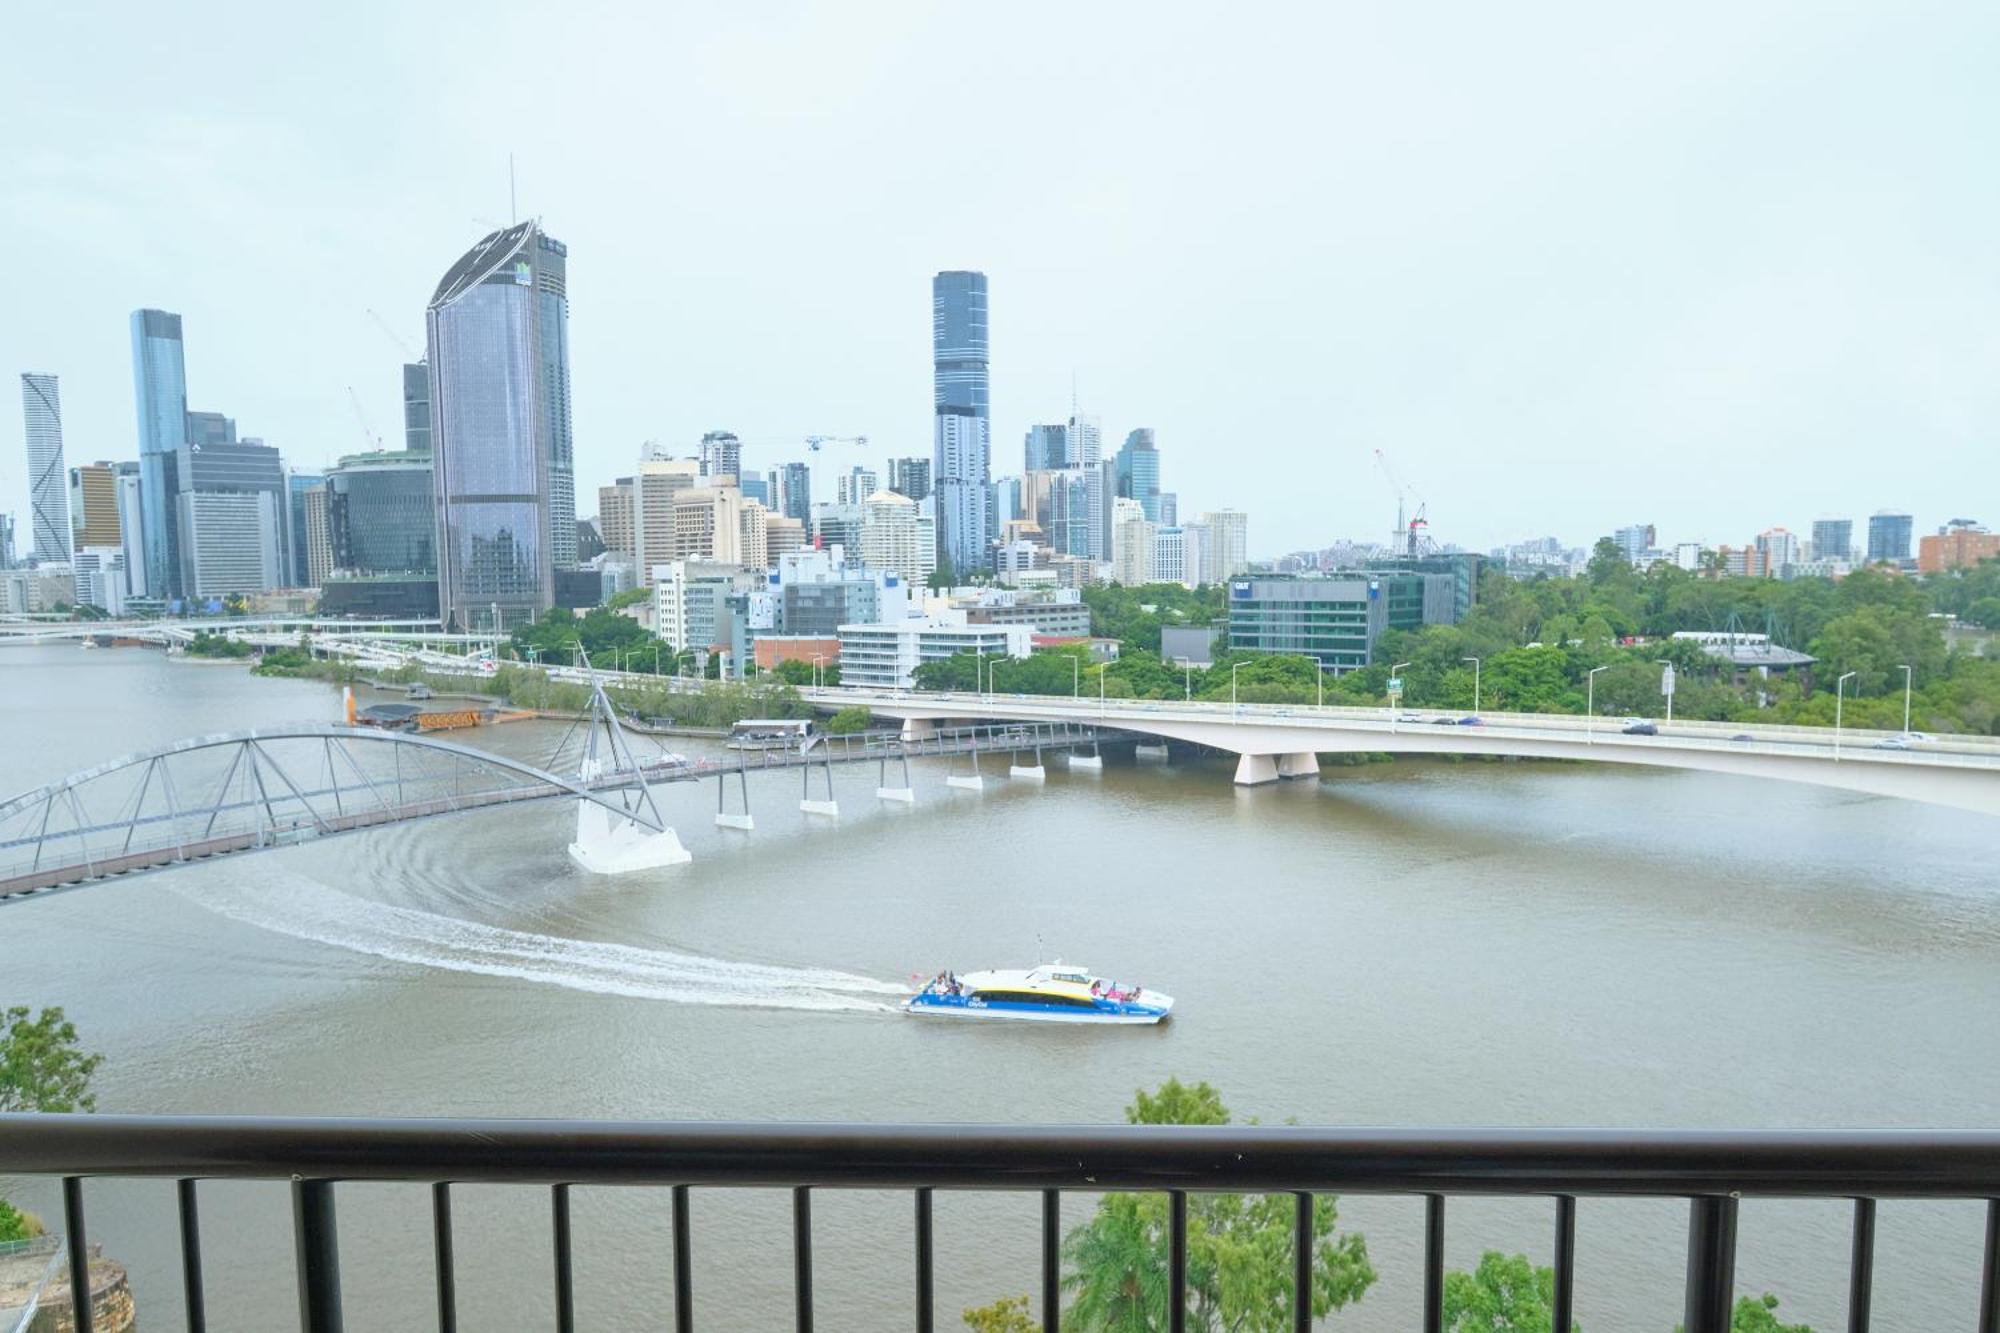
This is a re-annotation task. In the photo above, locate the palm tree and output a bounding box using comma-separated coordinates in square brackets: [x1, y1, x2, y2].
[1062, 1194, 1168, 1331]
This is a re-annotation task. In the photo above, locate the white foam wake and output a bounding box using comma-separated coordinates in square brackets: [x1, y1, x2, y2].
[181, 881, 906, 1012]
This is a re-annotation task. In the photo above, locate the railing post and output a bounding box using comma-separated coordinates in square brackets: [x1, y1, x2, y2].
[292, 1179, 343, 1333]
[552, 1183, 574, 1333]
[179, 1178, 207, 1333]
[1552, 1194, 1575, 1333]
[916, 1188, 935, 1333]
[1042, 1188, 1060, 1333]
[1423, 1193, 1444, 1333]
[1847, 1196, 1874, 1333]
[794, 1186, 814, 1332]
[1682, 1195, 1738, 1333]
[63, 1176, 93, 1333]
[1168, 1190, 1187, 1333]
[1292, 1192, 1313, 1333]
[432, 1182, 457, 1333]
[672, 1185, 693, 1333]
[1980, 1199, 2000, 1333]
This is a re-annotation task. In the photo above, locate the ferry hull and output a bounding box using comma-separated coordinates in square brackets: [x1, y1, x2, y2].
[903, 998, 1173, 1025]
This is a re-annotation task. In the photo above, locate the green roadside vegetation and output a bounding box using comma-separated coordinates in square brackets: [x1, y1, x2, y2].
[936, 550, 2000, 736]
[184, 630, 256, 659]
[0, 1006, 102, 1241]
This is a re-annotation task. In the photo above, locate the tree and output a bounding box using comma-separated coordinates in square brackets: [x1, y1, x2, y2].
[1441, 1251, 1576, 1332]
[0, 1006, 102, 1112]
[826, 705, 872, 734]
[1675, 1293, 1812, 1333]
[772, 658, 839, 687]
[1061, 1080, 1375, 1331]
[0, 1198, 33, 1243]
[963, 1294, 1040, 1332]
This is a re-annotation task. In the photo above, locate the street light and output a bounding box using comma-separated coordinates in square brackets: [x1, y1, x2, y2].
[1835, 670, 1857, 761]
[1898, 664, 1913, 736]
[1231, 661, 1245, 716]
[1655, 659, 1674, 725]
[1070, 654, 1080, 699]
[1462, 656, 1481, 714]
[1586, 664, 1609, 743]
[811, 653, 826, 690]
[1388, 660, 1411, 731]
[1173, 656, 1194, 700]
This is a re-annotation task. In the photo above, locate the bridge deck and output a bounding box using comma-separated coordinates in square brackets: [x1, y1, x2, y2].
[0, 721, 1109, 903]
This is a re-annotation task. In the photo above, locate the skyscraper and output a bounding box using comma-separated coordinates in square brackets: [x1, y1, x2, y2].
[1024, 423, 1067, 473]
[1810, 519, 1853, 564]
[426, 221, 576, 629]
[932, 270, 990, 576]
[114, 465, 145, 596]
[779, 462, 813, 526]
[699, 431, 743, 483]
[888, 456, 932, 502]
[1866, 511, 1913, 565]
[176, 437, 287, 596]
[68, 462, 120, 549]
[1114, 428, 1162, 523]
[288, 470, 325, 585]
[402, 362, 432, 453]
[21, 374, 72, 564]
[1068, 412, 1104, 559]
[130, 310, 188, 601]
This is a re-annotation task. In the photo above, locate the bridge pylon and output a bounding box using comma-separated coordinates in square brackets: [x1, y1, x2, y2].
[567, 655, 690, 873]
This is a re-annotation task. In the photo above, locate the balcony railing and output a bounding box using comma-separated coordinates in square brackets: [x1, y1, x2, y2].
[4, 1115, 2000, 1333]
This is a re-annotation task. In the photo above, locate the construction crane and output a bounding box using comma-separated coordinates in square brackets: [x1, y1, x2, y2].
[1373, 448, 1435, 557]
[365, 309, 420, 361]
[804, 434, 868, 452]
[346, 387, 386, 452]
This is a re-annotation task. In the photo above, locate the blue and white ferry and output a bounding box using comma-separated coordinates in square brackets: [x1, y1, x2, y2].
[906, 964, 1174, 1025]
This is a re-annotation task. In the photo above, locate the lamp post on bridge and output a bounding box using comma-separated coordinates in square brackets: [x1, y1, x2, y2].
[1231, 661, 1245, 717]
[1462, 656, 1481, 715]
[1898, 664, 1913, 737]
[811, 653, 827, 691]
[1070, 654, 1080, 699]
[1173, 656, 1194, 700]
[1655, 659, 1675, 725]
[1388, 660, 1410, 733]
[1835, 670, 1857, 761]
[1586, 664, 1609, 744]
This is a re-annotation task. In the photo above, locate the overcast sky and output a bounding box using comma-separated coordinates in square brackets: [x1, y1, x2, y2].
[3, 0, 1995, 557]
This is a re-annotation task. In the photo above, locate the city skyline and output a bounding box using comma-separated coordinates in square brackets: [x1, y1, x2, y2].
[4, 2, 1995, 556]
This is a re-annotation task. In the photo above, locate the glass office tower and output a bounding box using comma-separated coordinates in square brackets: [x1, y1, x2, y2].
[426, 221, 575, 630]
[20, 374, 71, 563]
[130, 310, 189, 601]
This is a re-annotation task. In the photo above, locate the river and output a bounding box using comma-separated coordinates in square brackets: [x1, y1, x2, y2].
[1, 643, 1995, 1330]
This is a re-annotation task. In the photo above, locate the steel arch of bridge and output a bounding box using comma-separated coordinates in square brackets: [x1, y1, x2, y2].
[0, 724, 664, 904]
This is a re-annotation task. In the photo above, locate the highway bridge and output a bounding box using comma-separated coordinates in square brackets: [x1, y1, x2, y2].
[803, 686, 2000, 816]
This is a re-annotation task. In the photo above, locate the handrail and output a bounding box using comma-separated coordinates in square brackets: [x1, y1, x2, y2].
[6, 1115, 2000, 1196]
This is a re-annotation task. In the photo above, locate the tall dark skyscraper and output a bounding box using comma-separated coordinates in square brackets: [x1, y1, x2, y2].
[402, 362, 432, 453]
[932, 270, 991, 575]
[1866, 511, 1913, 564]
[1116, 428, 1162, 523]
[426, 221, 575, 630]
[1024, 423, 1067, 473]
[130, 309, 189, 600]
[888, 456, 932, 502]
[780, 461, 812, 526]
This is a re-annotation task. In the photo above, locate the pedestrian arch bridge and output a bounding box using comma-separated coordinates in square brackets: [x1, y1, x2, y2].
[802, 687, 2000, 818]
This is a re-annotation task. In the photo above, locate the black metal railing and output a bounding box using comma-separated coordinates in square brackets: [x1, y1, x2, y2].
[7, 1114, 2000, 1333]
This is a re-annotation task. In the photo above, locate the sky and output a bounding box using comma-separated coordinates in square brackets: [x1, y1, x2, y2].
[2, 0, 1996, 558]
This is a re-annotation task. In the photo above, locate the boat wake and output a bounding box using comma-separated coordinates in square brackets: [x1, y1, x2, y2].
[180, 881, 906, 1013]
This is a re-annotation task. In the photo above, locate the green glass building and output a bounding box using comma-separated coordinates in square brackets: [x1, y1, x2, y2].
[1225, 572, 1456, 671]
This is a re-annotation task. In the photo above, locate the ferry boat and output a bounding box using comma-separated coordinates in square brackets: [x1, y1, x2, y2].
[906, 964, 1173, 1025]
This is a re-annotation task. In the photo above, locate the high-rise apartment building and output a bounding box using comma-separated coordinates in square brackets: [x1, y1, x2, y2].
[1198, 509, 1249, 582]
[1810, 519, 1853, 564]
[779, 462, 813, 526]
[302, 485, 334, 588]
[1755, 527, 1801, 574]
[1158, 492, 1178, 528]
[1115, 429, 1161, 522]
[0, 513, 14, 570]
[1111, 497, 1156, 585]
[1613, 524, 1657, 564]
[1918, 522, 2000, 573]
[1866, 511, 1913, 565]
[427, 221, 576, 629]
[698, 431, 742, 483]
[859, 489, 930, 584]
[68, 462, 120, 551]
[836, 467, 880, 506]
[1068, 413, 1105, 559]
[21, 374, 71, 563]
[932, 270, 990, 576]
[402, 362, 432, 453]
[888, 456, 932, 502]
[130, 310, 189, 600]
[598, 478, 635, 558]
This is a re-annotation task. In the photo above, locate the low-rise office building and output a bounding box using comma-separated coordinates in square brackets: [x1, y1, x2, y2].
[1226, 571, 1454, 671]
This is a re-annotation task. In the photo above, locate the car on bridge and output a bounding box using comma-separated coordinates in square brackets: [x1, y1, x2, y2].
[1623, 720, 1660, 736]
